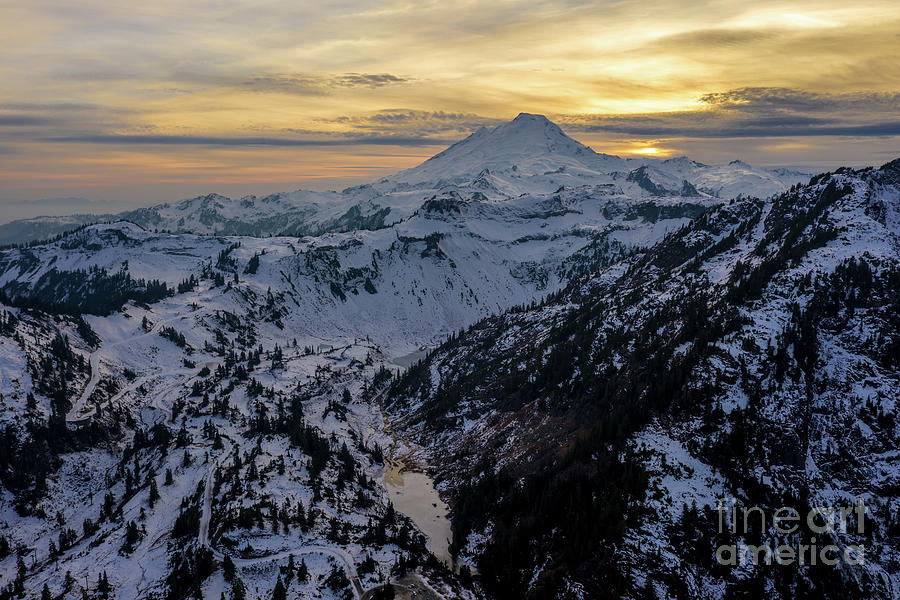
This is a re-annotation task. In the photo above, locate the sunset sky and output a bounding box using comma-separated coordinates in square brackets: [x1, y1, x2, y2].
[1, 0, 899, 220]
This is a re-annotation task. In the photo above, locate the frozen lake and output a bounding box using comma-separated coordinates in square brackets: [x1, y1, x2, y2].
[383, 453, 453, 568]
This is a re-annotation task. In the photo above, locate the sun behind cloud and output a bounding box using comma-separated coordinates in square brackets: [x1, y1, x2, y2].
[630, 147, 665, 156]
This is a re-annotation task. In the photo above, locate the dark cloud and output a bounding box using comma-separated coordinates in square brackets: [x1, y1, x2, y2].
[240, 75, 327, 95]
[647, 27, 781, 51]
[333, 73, 409, 87]
[366, 110, 485, 123]
[327, 109, 501, 135]
[0, 115, 55, 126]
[0, 102, 135, 143]
[241, 73, 410, 95]
[699, 87, 900, 112]
[50, 62, 411, 94]
[564, 88, 900, 139]
[0, 104, 135, 148]
[574, 118, 900, 138]
[1, 102, 109, 112]
[45, 134, 451, 147]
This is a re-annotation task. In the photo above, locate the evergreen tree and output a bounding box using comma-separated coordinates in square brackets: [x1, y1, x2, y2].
[285, 554, 295, 584]
[272, 576, 287, 600]
[122, 520, 141, 553]
[223, 554, 236, 582]
[97, 571, 112, 599]
[149, 478, 160, 508]
[372, 585, 395, 600]
[296, 558, 309, 582]
[231, 577, 246, 600]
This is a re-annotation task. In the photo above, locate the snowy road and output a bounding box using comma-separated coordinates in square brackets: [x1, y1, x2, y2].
[68, 349, 101, 420]
[198, 456, 215, 548]
[230, 546, 364, 598]
[66, 310, 213, 423]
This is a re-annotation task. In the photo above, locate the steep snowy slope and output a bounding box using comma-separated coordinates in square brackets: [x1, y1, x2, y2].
[386, 160, 900, 599]
[0, 184, 715, 355]
[387, 113, 627, 186]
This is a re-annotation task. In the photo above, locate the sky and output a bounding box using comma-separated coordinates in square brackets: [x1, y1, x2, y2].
[1, 0, 899, 221]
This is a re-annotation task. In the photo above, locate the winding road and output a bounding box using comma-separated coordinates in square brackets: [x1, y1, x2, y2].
[66, 310, 215, 424]
[231, 546, 364, 598]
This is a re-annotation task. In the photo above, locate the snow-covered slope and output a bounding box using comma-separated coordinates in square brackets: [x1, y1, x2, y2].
[387, 112, 627, 185]
[386, 159, 900, 599]
[0, 182, 715, 355]
[120, 187, 401, 238]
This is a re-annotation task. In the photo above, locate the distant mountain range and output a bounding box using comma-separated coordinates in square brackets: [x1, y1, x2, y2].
[0, 113, 808, 246]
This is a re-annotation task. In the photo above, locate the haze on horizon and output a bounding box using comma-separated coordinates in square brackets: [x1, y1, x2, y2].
[1, 0, 899, 221]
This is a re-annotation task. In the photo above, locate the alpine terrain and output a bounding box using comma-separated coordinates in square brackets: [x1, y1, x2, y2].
[1, 114, 894, 600]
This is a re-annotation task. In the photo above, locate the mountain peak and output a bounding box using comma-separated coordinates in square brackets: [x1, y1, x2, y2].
[496, 112, 570, 140]
[391, 113, 604, 185]
[512, 112, 551, 123]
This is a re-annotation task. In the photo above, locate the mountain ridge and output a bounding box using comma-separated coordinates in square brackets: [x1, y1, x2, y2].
[0, 114, 808, 245]
[384, 159, 900, 599]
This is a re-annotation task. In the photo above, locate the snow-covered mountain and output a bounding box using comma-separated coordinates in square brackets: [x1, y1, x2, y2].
[0, 114, 887, 600]
[386, 159, 900, 599]
[0, 115, 729, 600]
[0, 114, 807, 246]
[386, 112, 626, 185]
[0, 183, 719, 356]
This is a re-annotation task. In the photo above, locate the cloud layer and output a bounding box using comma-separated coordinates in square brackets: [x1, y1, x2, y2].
[564, 88, 900, 138]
